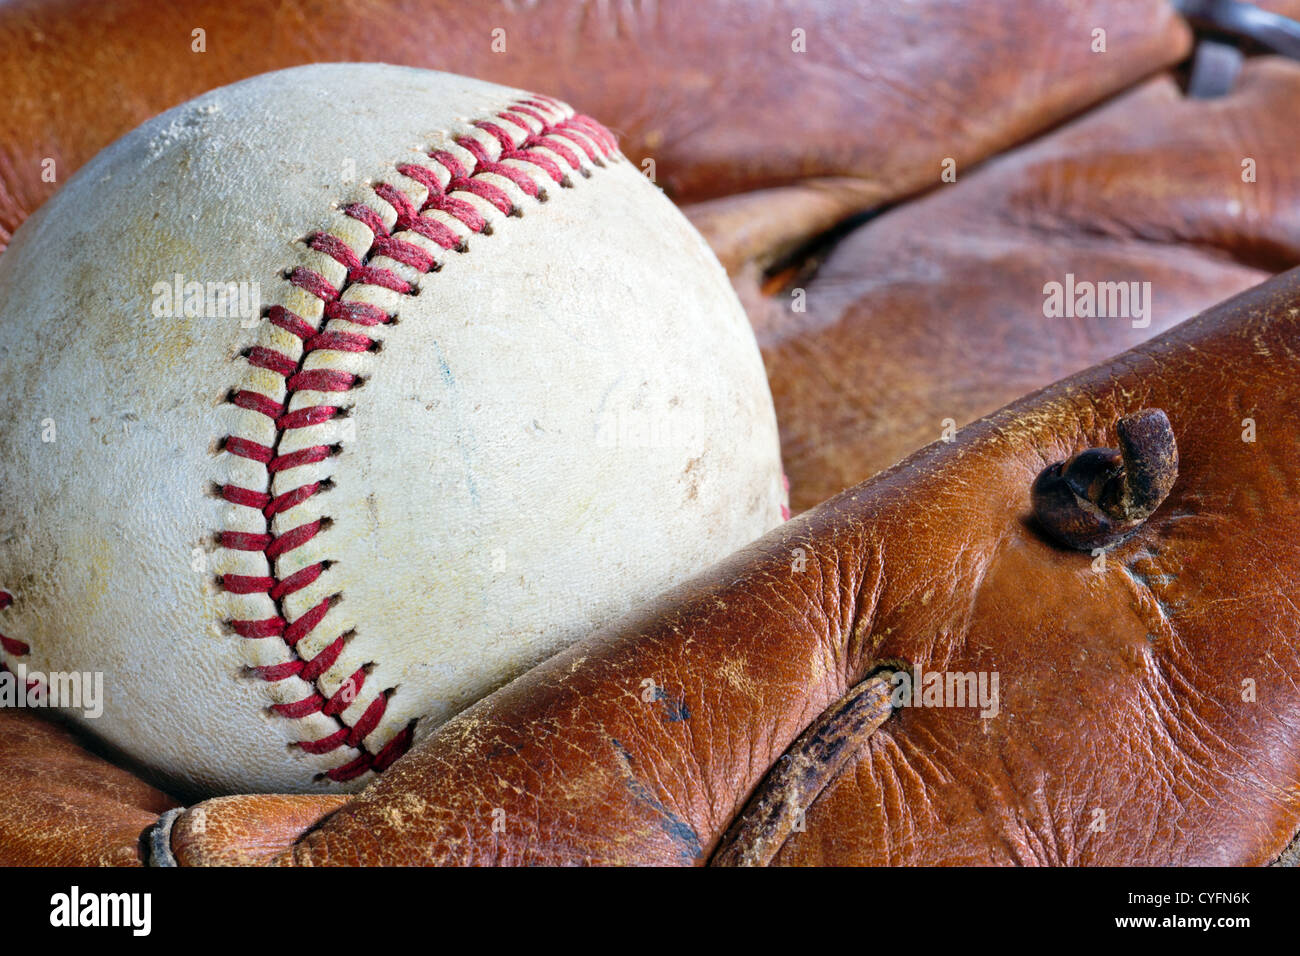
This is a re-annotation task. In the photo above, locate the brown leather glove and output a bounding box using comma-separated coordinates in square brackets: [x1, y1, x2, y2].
[0, 710, 176, 865]
[0, 0, 1188, 248]
[760, 55, 1300, 510]
[2, 0, 1297, 866]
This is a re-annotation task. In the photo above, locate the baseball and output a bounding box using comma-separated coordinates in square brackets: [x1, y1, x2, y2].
[0, 64, 786, 796]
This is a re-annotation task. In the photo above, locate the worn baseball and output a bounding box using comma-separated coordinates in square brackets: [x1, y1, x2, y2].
[0, 64, 786, 796]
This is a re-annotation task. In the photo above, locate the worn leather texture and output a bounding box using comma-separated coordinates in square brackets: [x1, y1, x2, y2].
[759, 57, 1300, 511]
[0, 64, 784, 797]
[0, 0, 1192, 251]
[168, 793, 349, 866]
[0, 710, 177, 865]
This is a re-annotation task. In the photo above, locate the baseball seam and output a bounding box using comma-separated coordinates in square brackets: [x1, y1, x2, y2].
[0, 590, 41, 699]
[0, 589, 25, 664]
[215, 95, 619, 784]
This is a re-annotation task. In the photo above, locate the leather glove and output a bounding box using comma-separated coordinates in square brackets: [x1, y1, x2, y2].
[0, 0, 1188, 248]
[757, 55, 1300, 510]
[0, 709, 177, 865]
[2, 0, 1297, 866]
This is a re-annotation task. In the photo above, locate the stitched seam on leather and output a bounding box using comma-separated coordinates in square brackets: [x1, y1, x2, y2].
[216, 96, 619, 784]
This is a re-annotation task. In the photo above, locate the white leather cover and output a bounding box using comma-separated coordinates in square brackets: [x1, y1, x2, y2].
[0, 64, 785, 796]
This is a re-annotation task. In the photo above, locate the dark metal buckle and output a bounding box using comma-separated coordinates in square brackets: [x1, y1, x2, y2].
[1172, 0, 1300, 97]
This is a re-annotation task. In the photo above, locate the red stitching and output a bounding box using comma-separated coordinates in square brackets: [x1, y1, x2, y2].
[0, 635, 27, 657]
[224, 436, 274, 464]
[324, 301, 389, 326]
[274, 694, 324, 719]
[265, 521, 323, 559]
[370, 183, 419, 226]
[300, 635, 345, 682]
[0, 591, 37, 694]
[288, 266, 340, 301]
[270, 563, 325, 601]
[286, 368, 354, 393]
[298, 727, 348, 754]
[267, 445, 332, 473]
[222, 574, 274, 594]
[222, 485, 271, 510]
[269, 304, 316, 339]
[448, 175, 515, 217]
[221, 530, 273, 551]
[257, 658, 306, 682]
[283, 598, 331, 646]
[230, 390, 283, 419]
[247, 345, 298, 377]
[217, 99, 617, 783]
[371, 236, 436, 272]
[277, 405, 338, 431]
[428, 149, 468, 180]
[264, 481, 324, 518]
[231, 618, 284, 639]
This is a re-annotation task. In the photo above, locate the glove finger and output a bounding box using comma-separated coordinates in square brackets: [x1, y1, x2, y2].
[165, 794, 349, 866]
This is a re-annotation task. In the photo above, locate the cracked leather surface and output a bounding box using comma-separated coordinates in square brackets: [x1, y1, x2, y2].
[0, 710, 177, 865]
